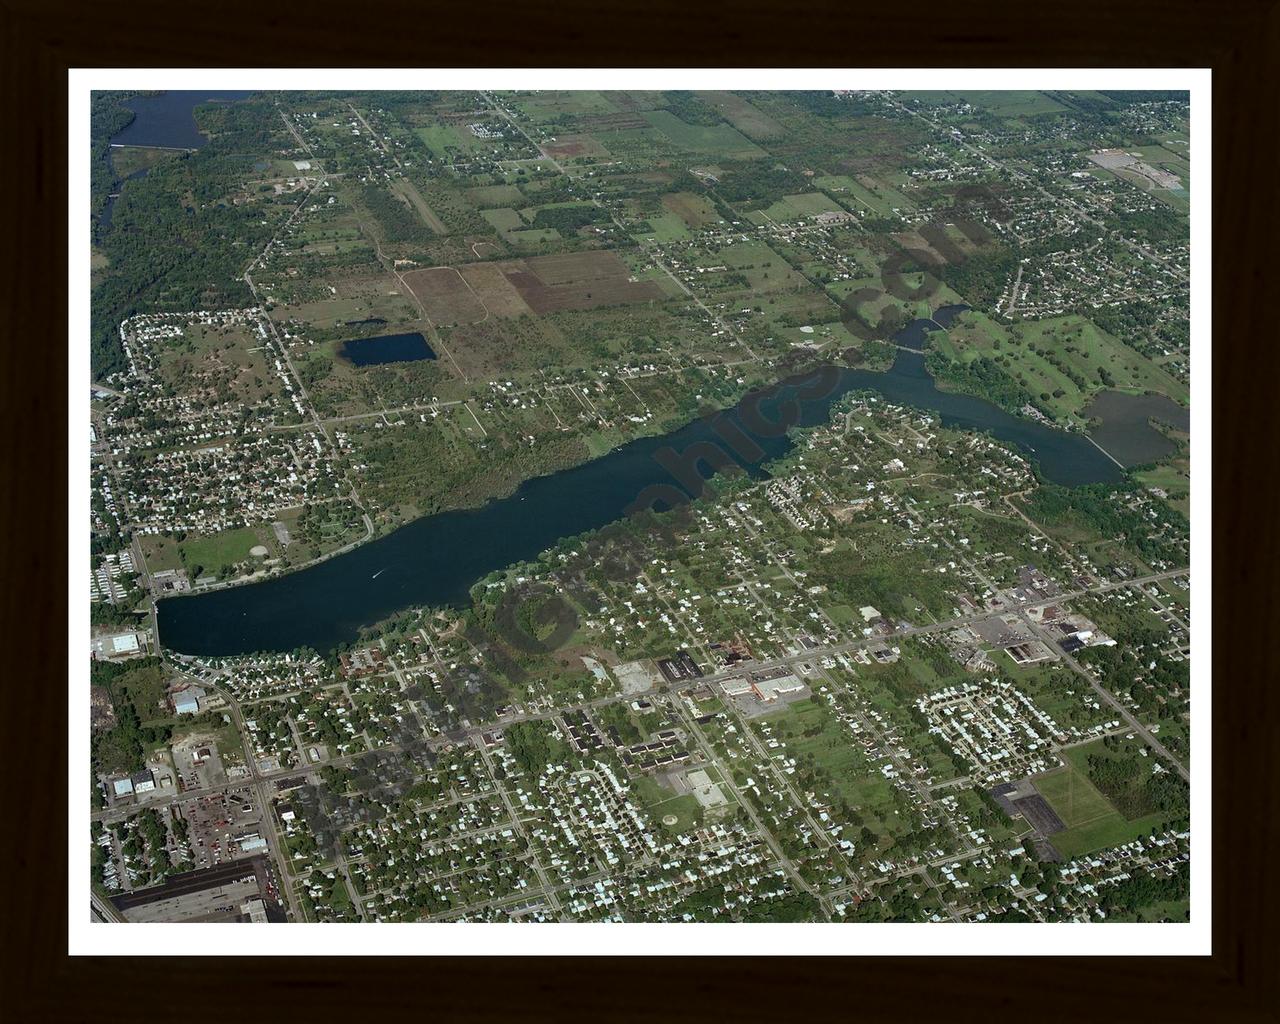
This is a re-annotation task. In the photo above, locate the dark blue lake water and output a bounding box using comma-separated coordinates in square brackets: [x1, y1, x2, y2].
[110, 90, 254, 150]
[895, 303, 970, 350]
[157, 317, 1123, 657]
[341, 332, 437, 367]
[1083, 389, 1190, 466]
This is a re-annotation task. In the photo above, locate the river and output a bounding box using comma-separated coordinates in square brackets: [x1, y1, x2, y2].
[156, 313, 1123, 657]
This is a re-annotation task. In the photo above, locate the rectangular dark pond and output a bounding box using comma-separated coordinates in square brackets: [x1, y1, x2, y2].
[340, 332, 437, 367]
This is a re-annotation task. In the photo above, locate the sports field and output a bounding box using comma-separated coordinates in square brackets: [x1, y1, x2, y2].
[1035, 742, 1173, 859]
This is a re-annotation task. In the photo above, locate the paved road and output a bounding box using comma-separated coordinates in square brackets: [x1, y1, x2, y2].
[119, 567, 1185, 827]
[1020, 611, 1190, 782]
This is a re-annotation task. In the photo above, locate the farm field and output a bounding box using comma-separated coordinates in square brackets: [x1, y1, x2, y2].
[402, 266, 488, 325]
[928, 90, 1071, 118]
[642, 110, 766, 159]
[692, 91, 785, 140]
[409, 250, 669, 322]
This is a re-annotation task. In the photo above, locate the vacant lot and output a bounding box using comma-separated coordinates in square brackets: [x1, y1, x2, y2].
[403, 266, 487, 325]
[481, 250, 666, 314]
[541, 134, 610, 160]
[661, 191, 723, 229]
[455, 262, 530, 317]
[152, 323, 281, 408]
[503, 265, 664, 314]
[409, 250, 668, 327]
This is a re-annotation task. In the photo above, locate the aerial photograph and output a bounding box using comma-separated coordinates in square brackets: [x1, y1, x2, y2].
[85, 85, 1195, 930]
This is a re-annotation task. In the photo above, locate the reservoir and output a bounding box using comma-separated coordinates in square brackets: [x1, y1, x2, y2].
[340, 332, 437, 367]
[157, 319, 1123, 657]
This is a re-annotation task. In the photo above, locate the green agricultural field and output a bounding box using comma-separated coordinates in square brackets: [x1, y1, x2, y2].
[751, 192, 845, 225]
[465, 183, 526, 208]
[949, 90, 1069, 117]
[635, 210, 691, 242]
[510, 90, 618, 119]
[642, 110, 766, 159]
[480, 207, 526, 233]
[416, 123, 485, 157]
[693, 91, 785, 140]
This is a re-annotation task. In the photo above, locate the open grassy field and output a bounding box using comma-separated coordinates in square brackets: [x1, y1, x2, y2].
[693, 91, 785, 140]
[1036, 740, 1176, 859]
[506, 228, 562, 249]
[934, 311, 1189, 422]
[824, 174, 916, 217]
[151, 323, 282, 409]
[465, 184, 525, 208]
[480, 207, 526, 234]
[179, 526, 270, 578]
[661, 191, 722, 229]
[750, 192, 846, 225]
[415, 123, 486, 157]
[510, 90, 619, 120]
[635, 210, 692, 242]
[437, 250, 668, 317]
[1134, 460, 1191, 517]
[267, 268, 419, 333]
[691, 239, 808, 295]
[540, 134, 611, 161]
[1034, 763, 1116, 831]
[631, 775, 705, 834]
